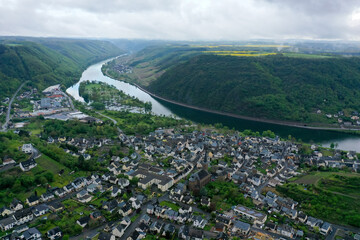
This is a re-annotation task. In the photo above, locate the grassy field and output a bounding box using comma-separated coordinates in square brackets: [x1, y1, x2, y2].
[159, 200, 180, 211]
[0, 151, 87, 207]
[283, 52, 332, 58]
[35, 199, 90, 235]
[277, 182, 360, 227]
[317, 174, 360, 199]
[24, 120, 44, 135]
[35, 155, 82, 188]
[291, 171, 360, 185]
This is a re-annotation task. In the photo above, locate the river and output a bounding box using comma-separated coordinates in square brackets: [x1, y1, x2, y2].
[66, 57, 360, 152]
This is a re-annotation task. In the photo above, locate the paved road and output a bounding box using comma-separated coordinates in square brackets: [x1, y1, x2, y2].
[256, 147, 287, 194]
[62, 90, 75, 111]
[95, 111, 123, 134]
[1, 81, 28, 132]
[0, 163, 17, 173]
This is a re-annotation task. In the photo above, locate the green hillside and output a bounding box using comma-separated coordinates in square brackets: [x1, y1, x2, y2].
[147, 54, 360, 124]
[0, 38, 123, 99]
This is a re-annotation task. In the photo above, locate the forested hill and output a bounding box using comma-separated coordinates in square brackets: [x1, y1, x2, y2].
[147, 54, 360, 123]
[0, 39, 123, 99]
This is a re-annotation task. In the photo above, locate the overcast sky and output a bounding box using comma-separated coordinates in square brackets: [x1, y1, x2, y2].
[1, 0, 360, 40]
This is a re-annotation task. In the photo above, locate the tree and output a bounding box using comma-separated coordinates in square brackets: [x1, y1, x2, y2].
[199, 187, 208, 197]
[144, 101, 152, 113]
[91, 102, 105, 110]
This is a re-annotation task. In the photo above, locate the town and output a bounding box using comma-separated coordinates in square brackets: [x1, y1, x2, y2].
[1, 113, 360, 239]
[0, 84, 360, 240]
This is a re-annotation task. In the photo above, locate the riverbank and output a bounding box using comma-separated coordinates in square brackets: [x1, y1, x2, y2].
[127, 83, 360, 133]
[66, 57, 360, 150]
[102, 66, 360, 133]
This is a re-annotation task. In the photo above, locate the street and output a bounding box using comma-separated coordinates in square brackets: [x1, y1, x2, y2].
[1, 81, 28, 132]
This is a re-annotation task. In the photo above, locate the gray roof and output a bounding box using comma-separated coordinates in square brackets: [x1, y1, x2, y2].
[234, 220, 250, 231]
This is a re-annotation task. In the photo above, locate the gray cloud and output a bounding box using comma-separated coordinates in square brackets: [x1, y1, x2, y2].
[0, 0, 359, 40]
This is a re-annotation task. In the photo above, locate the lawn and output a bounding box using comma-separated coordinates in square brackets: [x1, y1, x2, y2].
[292, 171, 360, 185]
[317, 174, 360, 199]
[159, 201, 180, 211]
[35, 155, 78, 187]
[277, 182, 360, 227]
[205, 180, 253, 212]
[0, 153, 86, 207]
[36, 199, 89, 236]
[90, 196, 109, 208]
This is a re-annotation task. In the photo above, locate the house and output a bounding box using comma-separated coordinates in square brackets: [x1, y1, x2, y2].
[214, 222, 226, 232]
[77, 189, 88, 198]
[22, 227, 41, 240]
[297, 211, 307, 223]
[41, 192, 55, 202]
[32, 204, 49, 217]
[216, 216, 232, 228]
[163, 223, 176, 237]
[47, 227, 62, 240]
[90, 211, 102, 221]
[189, 229, 204, 240]
[98, 232, 115, 240]
[146, 204, 154, 215]
[127, 230, 145, 240]
[48, 202, 64, 212]
[54, 188, 67, 197]
[264, 222, 277, 233]
[200, 197, 210, 207]
[232, 220, 250, 235]
[192, 216, 207, 229]
[10, 199, 23, 211]
[320, 222, 332, 235]
[118, 178, 130, 188]
[87, 183, 100, 193]
[2, 157, 15, 166]
[136, 222, 148, 233]
[72, 177, 86, 190]
[102, 200, 118, 213]
[26, 195, 40, 206]
[20, 159, 37, 171]
[150, 221, 163, 234]
[78, 194, 93, 203]
[77, 216, 90, 228]
[234, 205, 267, 225]
[120, 216, 132, 228]
[306, 216, 323, 228]
[0, 207, 13, 217]
[130, 168, 174, 192]
[0, 217, 16, 231]
[21, 144, 34, 154]
[139, 214, 151, 225]
[188, 169, 211, 193]
[119, 204, 132, 217]
[277, 224, 294, 238]
[64, 183, 75, 192]
[179, 205, 192, 214]
[112, 224, 125, 238]
[131, 199, 141, 210]
[111, 187, 121, 198]
[178, 225, 190, 239]
[109, 176, 118, 184]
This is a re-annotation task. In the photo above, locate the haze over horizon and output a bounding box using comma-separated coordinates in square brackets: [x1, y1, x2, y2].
[1, 0, 360, 41]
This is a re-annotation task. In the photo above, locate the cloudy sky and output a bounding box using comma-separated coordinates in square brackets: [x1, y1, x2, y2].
[1, 0, 360, 40]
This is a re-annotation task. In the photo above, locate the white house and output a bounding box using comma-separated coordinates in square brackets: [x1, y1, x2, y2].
[21, 144, 34, 154]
